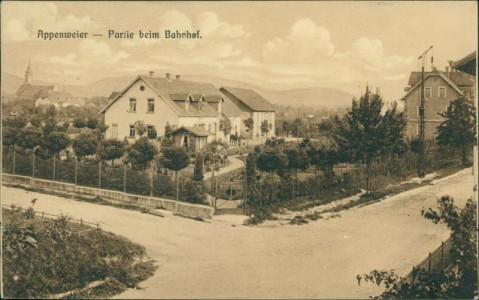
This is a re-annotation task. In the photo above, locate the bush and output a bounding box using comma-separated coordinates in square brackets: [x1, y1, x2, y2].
[180, 179, 206, 204]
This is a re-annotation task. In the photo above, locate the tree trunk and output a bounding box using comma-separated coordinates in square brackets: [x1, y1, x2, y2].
[366, 158, 371, 194]
[175, 170, 179, 200]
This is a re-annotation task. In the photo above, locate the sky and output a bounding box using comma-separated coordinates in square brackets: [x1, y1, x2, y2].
[1, 1, 477, 102]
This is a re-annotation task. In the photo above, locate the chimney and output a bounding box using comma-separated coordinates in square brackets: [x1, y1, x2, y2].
[445, 66, 450, 78]
[166, 73, 171, 80]
[176, 74, 181, 80]
[149, 71, 155, 76]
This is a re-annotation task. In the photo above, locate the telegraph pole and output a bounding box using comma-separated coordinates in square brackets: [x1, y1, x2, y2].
[417, 46, 433, 178]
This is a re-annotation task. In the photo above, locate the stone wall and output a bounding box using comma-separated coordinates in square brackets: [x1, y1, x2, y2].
[2, 174, 214, 219]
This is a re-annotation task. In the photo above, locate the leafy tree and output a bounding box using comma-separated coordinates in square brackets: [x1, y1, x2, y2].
[192, 154, 204, 181]
[98, 139, 125, 166]
[164, 122, 173, 136]
[243, 118, 254, 139]
[359, 195, 477, 298]
[283, 143, 310, 179]
[256, 147, 288, 178]
[436, 97, 476, 167]
[147, 127, 157, 139]
[160, 146, 190, 200]
[334, 87, 406, 193]
[260, 120, 270, 138]
[86, 117, 98, 129]
[2, 127, 19, 150]
[17, 127, 43, 151]
[41, 132, 71, 158]
[72, 133, 98, 160]
[282, 120, 290, 137]
[135, 121, 147, 137]
[3, 116, 27, 129]
[245, 152, 258, 205]
[291, 118, 303, 137]
[29, 115, 42, 128]
[126, 137, 156, 170]
[73, 118, 86, 128]
[219, 116, 232, 137]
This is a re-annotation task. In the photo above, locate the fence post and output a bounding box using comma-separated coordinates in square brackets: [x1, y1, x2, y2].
[123, 164, 127, 193]
[98, 161, 102, 189]
[12, 147, 16, 175]
[32, 152, 35, 178]
[441, 241, 445, 271]
[150, 171, 154, 197]
[427, 252, 432, 272]
[74, 159, 78, 185]
[52, 156, 56, 181]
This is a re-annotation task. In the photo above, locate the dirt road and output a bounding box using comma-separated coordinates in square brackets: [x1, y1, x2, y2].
[2, 168, 474, 299]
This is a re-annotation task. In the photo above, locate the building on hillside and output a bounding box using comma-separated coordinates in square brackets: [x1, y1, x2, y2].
[449, 51, 476, 76]
[15, 61, 83, 108]
[99, 72, 243, 149]
[220, 86, 276, 139]
[401, 67, 475, 140]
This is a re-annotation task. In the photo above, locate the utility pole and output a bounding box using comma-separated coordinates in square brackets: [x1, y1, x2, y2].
[417, 45, 433, 178]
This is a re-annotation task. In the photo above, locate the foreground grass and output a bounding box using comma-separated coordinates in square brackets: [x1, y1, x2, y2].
[2, 208, 156, 299]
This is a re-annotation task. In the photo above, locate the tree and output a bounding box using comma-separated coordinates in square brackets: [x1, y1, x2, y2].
[260, 120, 270, 138]
[436, 97, 476, 167]
[359, 195, 477, 298]
[41, 132, 71, 158]
[126, 137, 156, 170]
[291, 118, 303, 137]
[283, 143, 310, 179]
[160, 146, 190, 200]
[282, 120, 290, 137]
[72, 133, 98, 160]
[135, 121, 147, 137]
[86, 117, 98, 129]
[256, 147, 288, 178]
[334, 87, 406, 193]
[2, 127, 19, 150]
[98, 139, 125, 166]
[3, 116, 27, 129]
[73, 118, 86, 128]
[17, 127, 43, 151]
[192, 154, 204, 181]
[219, 116, 232, 137]
[243, 118, 254, 141]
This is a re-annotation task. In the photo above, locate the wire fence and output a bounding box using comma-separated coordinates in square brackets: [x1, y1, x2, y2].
[406, 237, 453, 280]
[2, 147, 208, 205]
[2, 203, 101, 232]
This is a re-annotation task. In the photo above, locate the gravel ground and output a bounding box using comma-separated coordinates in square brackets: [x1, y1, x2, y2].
[1, 168, 474, 299]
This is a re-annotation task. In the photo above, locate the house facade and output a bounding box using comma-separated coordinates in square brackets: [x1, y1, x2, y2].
[401, 68, 475, 140]
[99, 73, 249, 149]
[220, 86, 276, 139]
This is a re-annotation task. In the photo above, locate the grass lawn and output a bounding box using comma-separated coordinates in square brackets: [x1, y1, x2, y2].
[2, 208, 156, 299]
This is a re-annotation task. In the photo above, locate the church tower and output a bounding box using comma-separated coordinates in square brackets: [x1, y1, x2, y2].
[24, 59, 33, 84]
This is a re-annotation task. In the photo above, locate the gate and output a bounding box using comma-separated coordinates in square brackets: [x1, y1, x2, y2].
[213, 171, 246, 215]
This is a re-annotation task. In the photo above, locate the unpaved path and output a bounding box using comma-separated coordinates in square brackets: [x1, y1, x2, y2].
[1, 168, 474, 299]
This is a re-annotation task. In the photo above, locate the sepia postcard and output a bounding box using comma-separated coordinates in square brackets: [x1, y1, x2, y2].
[1, 1, 478, 299]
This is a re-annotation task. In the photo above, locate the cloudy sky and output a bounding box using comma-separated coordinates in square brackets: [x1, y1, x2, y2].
[1, 1, 477, 101]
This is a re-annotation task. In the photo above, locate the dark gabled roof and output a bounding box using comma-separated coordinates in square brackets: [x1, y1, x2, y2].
[220, 86, 275, 112]
[170, 126, 211, 137]
[407, 70, 474, 87]
[204, 95, 223, 103]
[221, 96, 248, 117]
[16, 84, 54, 98]
[108, 91, 120, 101]
[402, 69, 465, 100]
[449, 51, 476, 76]
[99, 75, 223, 117]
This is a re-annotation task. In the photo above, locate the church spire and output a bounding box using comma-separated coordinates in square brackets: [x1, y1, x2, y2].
[24, 59, 33, 84]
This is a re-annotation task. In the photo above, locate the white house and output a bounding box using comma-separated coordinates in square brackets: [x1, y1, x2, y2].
[220, 86, 276, 138]
[99, 72, 244, 149]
